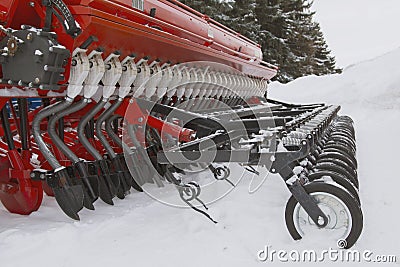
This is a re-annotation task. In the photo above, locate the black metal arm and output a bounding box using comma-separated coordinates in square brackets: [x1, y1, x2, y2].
[43, 0, 82, 37]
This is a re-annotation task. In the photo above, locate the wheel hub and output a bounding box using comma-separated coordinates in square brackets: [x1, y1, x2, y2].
[294, 192, 352, 240]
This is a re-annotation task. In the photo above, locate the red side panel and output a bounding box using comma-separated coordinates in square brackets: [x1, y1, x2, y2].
[0, 0, 277, 80]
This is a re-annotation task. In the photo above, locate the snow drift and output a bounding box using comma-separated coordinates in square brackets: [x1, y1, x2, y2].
[1, 49, 400, 267]
[270, 47, 400, 110]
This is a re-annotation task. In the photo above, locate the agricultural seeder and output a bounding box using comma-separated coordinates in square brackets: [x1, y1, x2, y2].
[0, 0, 362, 248]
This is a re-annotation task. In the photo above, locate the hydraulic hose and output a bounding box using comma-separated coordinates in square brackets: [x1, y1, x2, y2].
[77, 98, 107, 160]
[47, 98, 97, 200]
[105, 114, 144, 190]
[95, 98, 133, 193]
[95, 98, 123, 159]
[105, 115, 123, 148]
[1, 105, 15, 150]
[106, 115, 140, 153]
[18, 99, 29, 150]
[48, 99, 88, 163]
[77, 97, 119, 200]
[32, 98, 73, 169]
[127, 124, 164, 187]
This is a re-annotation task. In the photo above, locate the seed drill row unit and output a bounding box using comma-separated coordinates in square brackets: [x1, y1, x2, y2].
[0, 0, 362, 248]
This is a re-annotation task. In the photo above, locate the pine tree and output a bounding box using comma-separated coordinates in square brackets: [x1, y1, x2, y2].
[178, 0, 229, 22]
[281, 0, 316, 78]
[226, 0, 259, 42]
[255, 0, 297, 82]
[179, 0, 341, 83]
[310, 22, 341, 75]
[255, 0, 341, 81]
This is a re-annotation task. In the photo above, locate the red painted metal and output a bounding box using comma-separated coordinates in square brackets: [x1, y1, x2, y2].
[0, 148, 43, 214]
[0, 0, 277, 85]
[116, 98, 194, 142]
[0, 97, 43, 213]
[0, 0, 277, 215]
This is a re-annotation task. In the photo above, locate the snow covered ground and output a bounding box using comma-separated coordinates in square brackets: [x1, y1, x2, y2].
[269, 47, 400, 264]
[1, 1, 400, 267]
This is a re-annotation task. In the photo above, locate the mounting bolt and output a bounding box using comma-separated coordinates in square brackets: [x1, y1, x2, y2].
[27, 33, 33, 41]
[129, 99, 134, 104]
[138, 117, 144, 123]
[30, 173, 35, 178]
[34, 77, 40, 84]
[40, 174, 45, 179]
[29, 1, 35, 7]
[318, 216, 325, 226]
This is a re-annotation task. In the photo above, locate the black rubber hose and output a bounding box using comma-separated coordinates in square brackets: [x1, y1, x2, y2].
[18, 99, 29, 150]
[77, 98, 107, 161]
[47, 98, 97, 199]
[105, 115, 145, 189]
[1, 105, 15, 150]
[127, 124, 164, 187]
[105, 115, 124, 149]
[48, 99, 88, 163]
[95, 98, 132, 194]
[77, 98, 119, 199]
[95, 98, 123, 159]
[32, 98, 73, 169]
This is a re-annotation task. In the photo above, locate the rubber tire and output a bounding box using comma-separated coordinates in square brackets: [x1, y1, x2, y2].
[318, 152, 358, 171]
[321, 148, 358, 168]
[323, 143, 356, 157]
[285, 182, 363, 249]
[308, 170, 360, 204]
[325, 135, 356, 148]
[317, 157, 358, 182]
[313, 162, 359, 188]
[325, 140, 356, 154]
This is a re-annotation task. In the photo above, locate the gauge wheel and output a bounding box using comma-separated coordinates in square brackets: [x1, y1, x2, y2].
[285, 182, 363, 248]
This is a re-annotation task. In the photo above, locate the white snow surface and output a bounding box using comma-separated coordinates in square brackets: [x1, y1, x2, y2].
[269, 46, 400, 263]
[2, 2, 400, 267]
